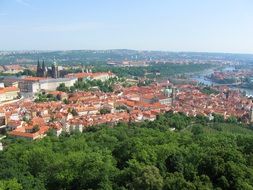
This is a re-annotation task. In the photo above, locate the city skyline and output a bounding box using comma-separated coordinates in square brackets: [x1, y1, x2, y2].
[0, 0, 253, 54]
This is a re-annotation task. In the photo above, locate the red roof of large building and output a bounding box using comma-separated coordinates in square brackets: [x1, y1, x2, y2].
[22, 77, 45, 82]
[0, 86, 20, 94]
[65, 72, 114, 79]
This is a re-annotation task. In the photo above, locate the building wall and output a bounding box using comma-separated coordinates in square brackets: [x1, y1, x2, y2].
[40, 78, 77, 91]
[4, 81, 19, 87]
[0, 90, 19, 102]
[19, 81, 40, 93]
[93, 74, 110, 81]
[0, 113, 6, 126]
[159, 98, 172, 105]
[19, 78, 77, 96]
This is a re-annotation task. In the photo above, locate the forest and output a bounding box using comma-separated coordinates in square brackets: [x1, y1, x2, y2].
[0, 112, 253, 190]
[92, 63, 212, 78]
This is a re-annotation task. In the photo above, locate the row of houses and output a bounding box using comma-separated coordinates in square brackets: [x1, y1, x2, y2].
[0, 86, 20, 103]
[2, 84, 172, 140]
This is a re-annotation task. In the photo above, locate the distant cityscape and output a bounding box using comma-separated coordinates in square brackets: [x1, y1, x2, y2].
[0, 50, 252, 141]
[1, 49, 253, 66]
[1, 0, 253, 188]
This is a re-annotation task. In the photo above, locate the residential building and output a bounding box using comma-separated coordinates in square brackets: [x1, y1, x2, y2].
[19, 77, 77, 97]
[65, 72, 115, 81]
[0, 86, 20, 103]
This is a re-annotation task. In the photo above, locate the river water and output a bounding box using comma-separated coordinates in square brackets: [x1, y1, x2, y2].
[190, 66, 253, 97]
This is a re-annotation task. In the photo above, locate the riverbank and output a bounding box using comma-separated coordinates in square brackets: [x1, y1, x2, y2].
[189, 66, 253, 97]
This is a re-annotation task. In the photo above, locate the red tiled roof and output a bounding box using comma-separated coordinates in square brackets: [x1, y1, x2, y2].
[22, 77, 45, 81]
[0, 86, 20, 94]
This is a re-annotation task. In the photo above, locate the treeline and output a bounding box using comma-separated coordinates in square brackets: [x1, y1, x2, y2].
[57, 77, 127, 93]
[34, 93, 58, 103]
[200, 86, 219, 95]
[0, 63, 211, 80]
[93, 64, 213, 78]
[210, 74, 237, 84]
[0, 112, 253, 189]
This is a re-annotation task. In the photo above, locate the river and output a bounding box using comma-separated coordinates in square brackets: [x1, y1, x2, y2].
[190, 66, 253, 97]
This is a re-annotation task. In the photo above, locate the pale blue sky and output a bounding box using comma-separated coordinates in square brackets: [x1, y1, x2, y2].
[0, 0, 253, 53]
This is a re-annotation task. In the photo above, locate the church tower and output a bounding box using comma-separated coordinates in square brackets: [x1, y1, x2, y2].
[36, 59, 48, 77]
[51, 61, 59, 78]
[250, 107, 253, 123]
[36, 59, 42, 77]
[172, 86, 177, 105]
[42, 60, 47, 77]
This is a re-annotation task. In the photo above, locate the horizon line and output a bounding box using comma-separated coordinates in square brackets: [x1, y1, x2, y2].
[1, 48, 253, 56]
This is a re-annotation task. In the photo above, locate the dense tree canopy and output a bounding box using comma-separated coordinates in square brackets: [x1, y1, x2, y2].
[34, 92, 58, 103]
[57, 77, 125, 93]
[93, 64, 212, 78]
[0, 112, 253, 189]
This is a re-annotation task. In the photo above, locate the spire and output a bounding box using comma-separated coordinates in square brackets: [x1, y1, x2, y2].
[42, 59, 46, 70]
[37, 59, 41, 69]
[36, 59, 42, 77]
[82, 64, 85, 73]
[51, 60, 59, 78]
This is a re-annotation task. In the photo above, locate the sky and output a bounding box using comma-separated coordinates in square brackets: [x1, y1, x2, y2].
[0, 0, 253, 53]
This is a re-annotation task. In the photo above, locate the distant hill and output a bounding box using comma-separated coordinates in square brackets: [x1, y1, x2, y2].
[0, 49, 253, 65]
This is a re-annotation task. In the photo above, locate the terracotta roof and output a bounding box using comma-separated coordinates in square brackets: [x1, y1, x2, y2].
[22, 77, 45, 82]
[0, 86, 20, 94]
[65, 72, 113, 79]
[9, 131, 35, 138]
